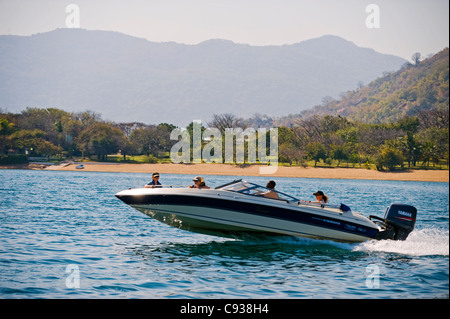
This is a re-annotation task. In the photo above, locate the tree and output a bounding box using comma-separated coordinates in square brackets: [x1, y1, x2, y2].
[320, 115, 351, 134]
[128, 123, 176, 158]
[376, 143, 404, 171]
[418, 107, 449, 130]
[34, 139, 63, 159]
[156, 123, 177, 154]
[77, 123, 125, 160]
[411, 52, 421, 65]
[279, 142, 305, 166]
[331, 144, 349, 167]
[114, 122, 147, 138]
[207, 113, 247, 133]
[293, 116, 323, 146]
[401, 131, 421, 167]
[277, 126, 304, 165]
[8, 129, 61, 157]
[0, 118, 15, 154]
[397, 116, 420, 133]
[306, 142, 327, 167]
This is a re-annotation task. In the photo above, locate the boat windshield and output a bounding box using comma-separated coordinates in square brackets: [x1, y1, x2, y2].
[215, 179, 299, 202]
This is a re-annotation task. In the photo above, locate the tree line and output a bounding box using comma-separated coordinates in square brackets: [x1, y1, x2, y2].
[277, 108, 448, 170]
[0, 108, 177, 163]
[1, 107, 448, 171]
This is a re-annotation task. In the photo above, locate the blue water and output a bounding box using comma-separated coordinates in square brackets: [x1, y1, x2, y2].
[0, 169, 448, 299]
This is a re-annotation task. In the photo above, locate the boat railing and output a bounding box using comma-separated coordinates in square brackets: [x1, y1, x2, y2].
[298, 201, 352, 213]
[215, 179, 243, 189]
[218, 180, 300, 202]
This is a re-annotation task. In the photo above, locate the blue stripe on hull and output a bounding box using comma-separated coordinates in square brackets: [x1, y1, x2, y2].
[118, 194, 379, 239]
[136, 206, 367, 241]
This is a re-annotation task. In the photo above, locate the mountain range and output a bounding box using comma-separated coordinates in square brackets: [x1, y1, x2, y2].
[0, 28, 407, 126]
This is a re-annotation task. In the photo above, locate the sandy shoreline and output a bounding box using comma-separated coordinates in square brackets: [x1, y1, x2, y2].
[1, 162, 448, 182]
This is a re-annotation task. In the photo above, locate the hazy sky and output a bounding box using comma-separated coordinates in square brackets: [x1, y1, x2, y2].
[0, 0, 448, 61]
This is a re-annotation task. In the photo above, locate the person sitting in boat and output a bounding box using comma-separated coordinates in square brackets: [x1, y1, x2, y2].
[262, 180, 279, 199]
[303, 190, 328, 204]
[189, 176, 210, 189]
[144, 172, 162, 188]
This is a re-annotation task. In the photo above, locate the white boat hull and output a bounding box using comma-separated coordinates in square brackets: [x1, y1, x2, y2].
[117, 187, 380, 242]
[132, 204, 374, 242]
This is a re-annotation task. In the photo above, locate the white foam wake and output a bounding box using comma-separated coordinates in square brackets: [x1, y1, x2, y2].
[354, 228, 449, 256]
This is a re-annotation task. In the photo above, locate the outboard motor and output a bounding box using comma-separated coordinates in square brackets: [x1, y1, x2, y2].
[371, 204, 417, 240]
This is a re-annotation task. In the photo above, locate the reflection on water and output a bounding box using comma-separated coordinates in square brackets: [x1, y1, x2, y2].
[133, 233, 352, 260]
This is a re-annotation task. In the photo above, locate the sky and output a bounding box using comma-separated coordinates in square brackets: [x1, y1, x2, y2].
[0, 0, 448, 61]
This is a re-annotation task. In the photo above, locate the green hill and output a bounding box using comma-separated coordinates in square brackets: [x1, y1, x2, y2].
[302, 48, 449, 124]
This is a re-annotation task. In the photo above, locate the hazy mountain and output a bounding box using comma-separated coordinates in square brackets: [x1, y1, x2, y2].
[0, 28, 407, 126]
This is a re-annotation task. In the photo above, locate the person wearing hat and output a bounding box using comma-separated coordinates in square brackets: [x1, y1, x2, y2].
[189, 176, 210, 189]
[302, 190, 328, 204]
[310, 190, 328, 204]
[145, 172, 162, 188]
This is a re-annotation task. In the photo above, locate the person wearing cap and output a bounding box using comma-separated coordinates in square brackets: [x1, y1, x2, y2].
[310, 190, 328, 204]
[189, 176, 210, 189]
[145, 172, 162, 188]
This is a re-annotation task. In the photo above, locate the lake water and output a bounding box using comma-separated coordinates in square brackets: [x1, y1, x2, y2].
[0, 169, 448, 300]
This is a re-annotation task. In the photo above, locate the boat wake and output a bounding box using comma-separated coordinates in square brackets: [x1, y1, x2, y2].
[259, 227, 449, 257]
[353, 228, 449, 256]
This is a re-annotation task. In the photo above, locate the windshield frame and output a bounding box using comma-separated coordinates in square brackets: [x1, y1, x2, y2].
[215, 179, 299, 202]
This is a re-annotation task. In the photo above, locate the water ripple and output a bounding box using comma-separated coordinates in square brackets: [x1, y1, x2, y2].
[0, 169, 448, 299]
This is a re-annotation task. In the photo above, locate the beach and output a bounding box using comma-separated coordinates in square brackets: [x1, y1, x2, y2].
[3, 162, 447, 182]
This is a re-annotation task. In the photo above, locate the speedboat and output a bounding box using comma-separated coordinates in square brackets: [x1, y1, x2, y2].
[115, 179, 417, 243]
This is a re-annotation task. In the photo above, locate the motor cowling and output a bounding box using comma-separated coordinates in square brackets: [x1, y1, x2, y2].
[383, 203, 417, 240]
